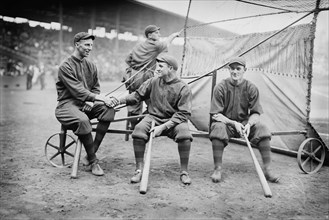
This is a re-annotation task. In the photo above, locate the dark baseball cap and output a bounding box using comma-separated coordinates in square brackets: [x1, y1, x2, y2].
[156, 54, 178, 71]
[228, 56, 246, 67]
[144, 25, 160, 37]
[74, 32, 95, 44]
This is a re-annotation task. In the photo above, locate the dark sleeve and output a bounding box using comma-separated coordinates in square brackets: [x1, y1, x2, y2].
[154, 41, 168, 53]
[248, 83, 263, 115]
[90, 64, 100, 94]
[209, 83, 225, 115]
[58, 63, 96, 102]
[125, 78, 153, 105]
[170, 85, 192, 124]
[125, 52, 133, 66]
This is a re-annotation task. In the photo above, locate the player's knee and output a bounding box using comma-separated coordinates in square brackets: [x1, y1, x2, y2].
[75, 119, 92, 135]
[98, 107, 115, 122]
[209, 122, 228, 143]
[253, 122, 269, 131]
[131, 125, 149, 141]
[175, 131, 193, 142]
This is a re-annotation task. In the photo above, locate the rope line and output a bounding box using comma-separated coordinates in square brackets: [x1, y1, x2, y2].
[305, 0, 321, 124]
[185, 11, 307, 30]
[105, 60, 153, 96]
[235, 0, 297, 12]
[187, 10, 315, 85]
[180, 0, 192, 76]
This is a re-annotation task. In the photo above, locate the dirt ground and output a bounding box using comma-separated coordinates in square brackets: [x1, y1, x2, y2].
[0, 81, 328, 220]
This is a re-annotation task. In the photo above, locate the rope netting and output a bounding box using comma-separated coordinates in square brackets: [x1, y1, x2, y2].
[182, 24, 313, 78]
[238, 0, 329, 12]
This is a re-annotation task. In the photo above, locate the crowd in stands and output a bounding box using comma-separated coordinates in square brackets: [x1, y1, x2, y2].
[0, 20, 141, 86]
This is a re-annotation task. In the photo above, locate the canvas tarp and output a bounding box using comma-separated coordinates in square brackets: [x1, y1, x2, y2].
[182, 24, 327, 151]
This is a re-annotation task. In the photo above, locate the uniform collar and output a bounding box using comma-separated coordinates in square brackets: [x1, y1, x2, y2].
[161, 76, 179, 85]
[71, 55, 84, 63]
[228, 78, 246, 87]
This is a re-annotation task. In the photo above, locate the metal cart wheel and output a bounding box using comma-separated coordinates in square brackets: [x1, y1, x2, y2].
[297, 138, 326, 174]
[45, 132, 77, 168]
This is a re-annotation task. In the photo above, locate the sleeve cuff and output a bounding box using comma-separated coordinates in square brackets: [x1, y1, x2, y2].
[164, 120, 175, 130]
[87, 93, 96, 102]
[119, 98, 126, 105]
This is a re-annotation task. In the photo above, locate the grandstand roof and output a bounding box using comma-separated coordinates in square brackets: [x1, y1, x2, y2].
[1, 0, 235, 37]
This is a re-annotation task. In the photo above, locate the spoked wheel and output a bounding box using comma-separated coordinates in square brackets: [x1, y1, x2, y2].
[45, 132, 77, 168]
[297, 138, 326, 174]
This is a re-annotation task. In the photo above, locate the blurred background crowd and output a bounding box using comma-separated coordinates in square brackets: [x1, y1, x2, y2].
[0, 20, 140, 90]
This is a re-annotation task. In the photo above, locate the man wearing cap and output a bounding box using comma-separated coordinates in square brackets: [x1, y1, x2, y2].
[55, 32, 115, 176]
[123, 25, 182, 130]
[209, 56, 280, 183]
[110, 54, 193, 185]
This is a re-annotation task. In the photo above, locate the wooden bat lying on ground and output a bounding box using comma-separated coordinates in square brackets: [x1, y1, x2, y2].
[243, 133, 272, 198]
[140, 120, 155, 194]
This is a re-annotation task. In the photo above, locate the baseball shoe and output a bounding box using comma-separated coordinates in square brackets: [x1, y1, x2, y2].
[91, 161, 104, 176]
[81, 155, 90, 166]
[211, 169, 222, 183]
[130, 169, 142, 183]
[265, 172, 280, 183]
[180, 171, 191, 185]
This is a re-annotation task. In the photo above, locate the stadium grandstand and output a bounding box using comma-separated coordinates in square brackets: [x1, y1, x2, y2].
[0, 0, 234, 83]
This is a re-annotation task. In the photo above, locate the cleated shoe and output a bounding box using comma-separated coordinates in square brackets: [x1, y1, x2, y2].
[211, 169, 222, 183]
[91, 161, 104, 176]
[265, 172, 280, 183]
[180, 171, 192, 185]
[130, 169, 142, 183]
[81, 155, 90, 166]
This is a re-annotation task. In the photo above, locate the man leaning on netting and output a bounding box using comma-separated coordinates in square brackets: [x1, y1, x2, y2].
[123, 24, 182, 130]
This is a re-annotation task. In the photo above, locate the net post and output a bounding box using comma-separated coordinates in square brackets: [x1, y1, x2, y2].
[209, 70, 217, 131]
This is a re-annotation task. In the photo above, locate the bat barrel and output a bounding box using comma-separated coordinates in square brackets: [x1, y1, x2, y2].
[139, 120, 155, 194]
[71, 138, 82, 179]
[244, 134, 272, 198]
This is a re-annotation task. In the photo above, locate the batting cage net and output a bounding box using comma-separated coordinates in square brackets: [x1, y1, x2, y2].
[177, 0, 328, 151]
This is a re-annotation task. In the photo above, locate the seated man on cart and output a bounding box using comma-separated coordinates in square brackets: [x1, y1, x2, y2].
[209, 56, 280, 183]
[111, 54, 193, 185]
[55, 32, 115, 176]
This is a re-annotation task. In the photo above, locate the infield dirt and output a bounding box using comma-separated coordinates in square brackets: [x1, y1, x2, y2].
[0, 81, 328, 220]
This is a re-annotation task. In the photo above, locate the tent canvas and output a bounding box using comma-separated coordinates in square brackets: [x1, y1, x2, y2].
[176, 0, 328, 156]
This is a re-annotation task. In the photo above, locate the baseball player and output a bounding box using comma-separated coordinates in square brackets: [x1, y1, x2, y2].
[209, 56, 280, 183]
[55, 32, 115, 176]
[123, 24, 182, 130]
[111, 54, 193, 185]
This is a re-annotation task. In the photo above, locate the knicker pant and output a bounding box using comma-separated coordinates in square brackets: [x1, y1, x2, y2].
[55, 100, 115, 135]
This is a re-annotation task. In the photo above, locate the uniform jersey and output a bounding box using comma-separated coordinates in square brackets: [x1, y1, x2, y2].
[125, 76, 192, 124]
[56, 55, 100, 104]
[210, 78, 263, 122]
[125, 38, 168, 71]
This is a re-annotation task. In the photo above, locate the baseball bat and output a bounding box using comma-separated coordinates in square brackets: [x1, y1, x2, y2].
[71, 138, 82, 179]
[140, 120, 156, 194]
[243, 133, 272, 198]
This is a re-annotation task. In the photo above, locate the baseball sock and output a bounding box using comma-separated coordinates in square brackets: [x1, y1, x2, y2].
[93, 121, 111, 153]
[78, 133, 97, 163]
[177, 139, 191, 172]
[133, 138, 146, 170]
[258, 138, 271, 171]
[129, 113, 140, 130]
[211, 139, 225, 170]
